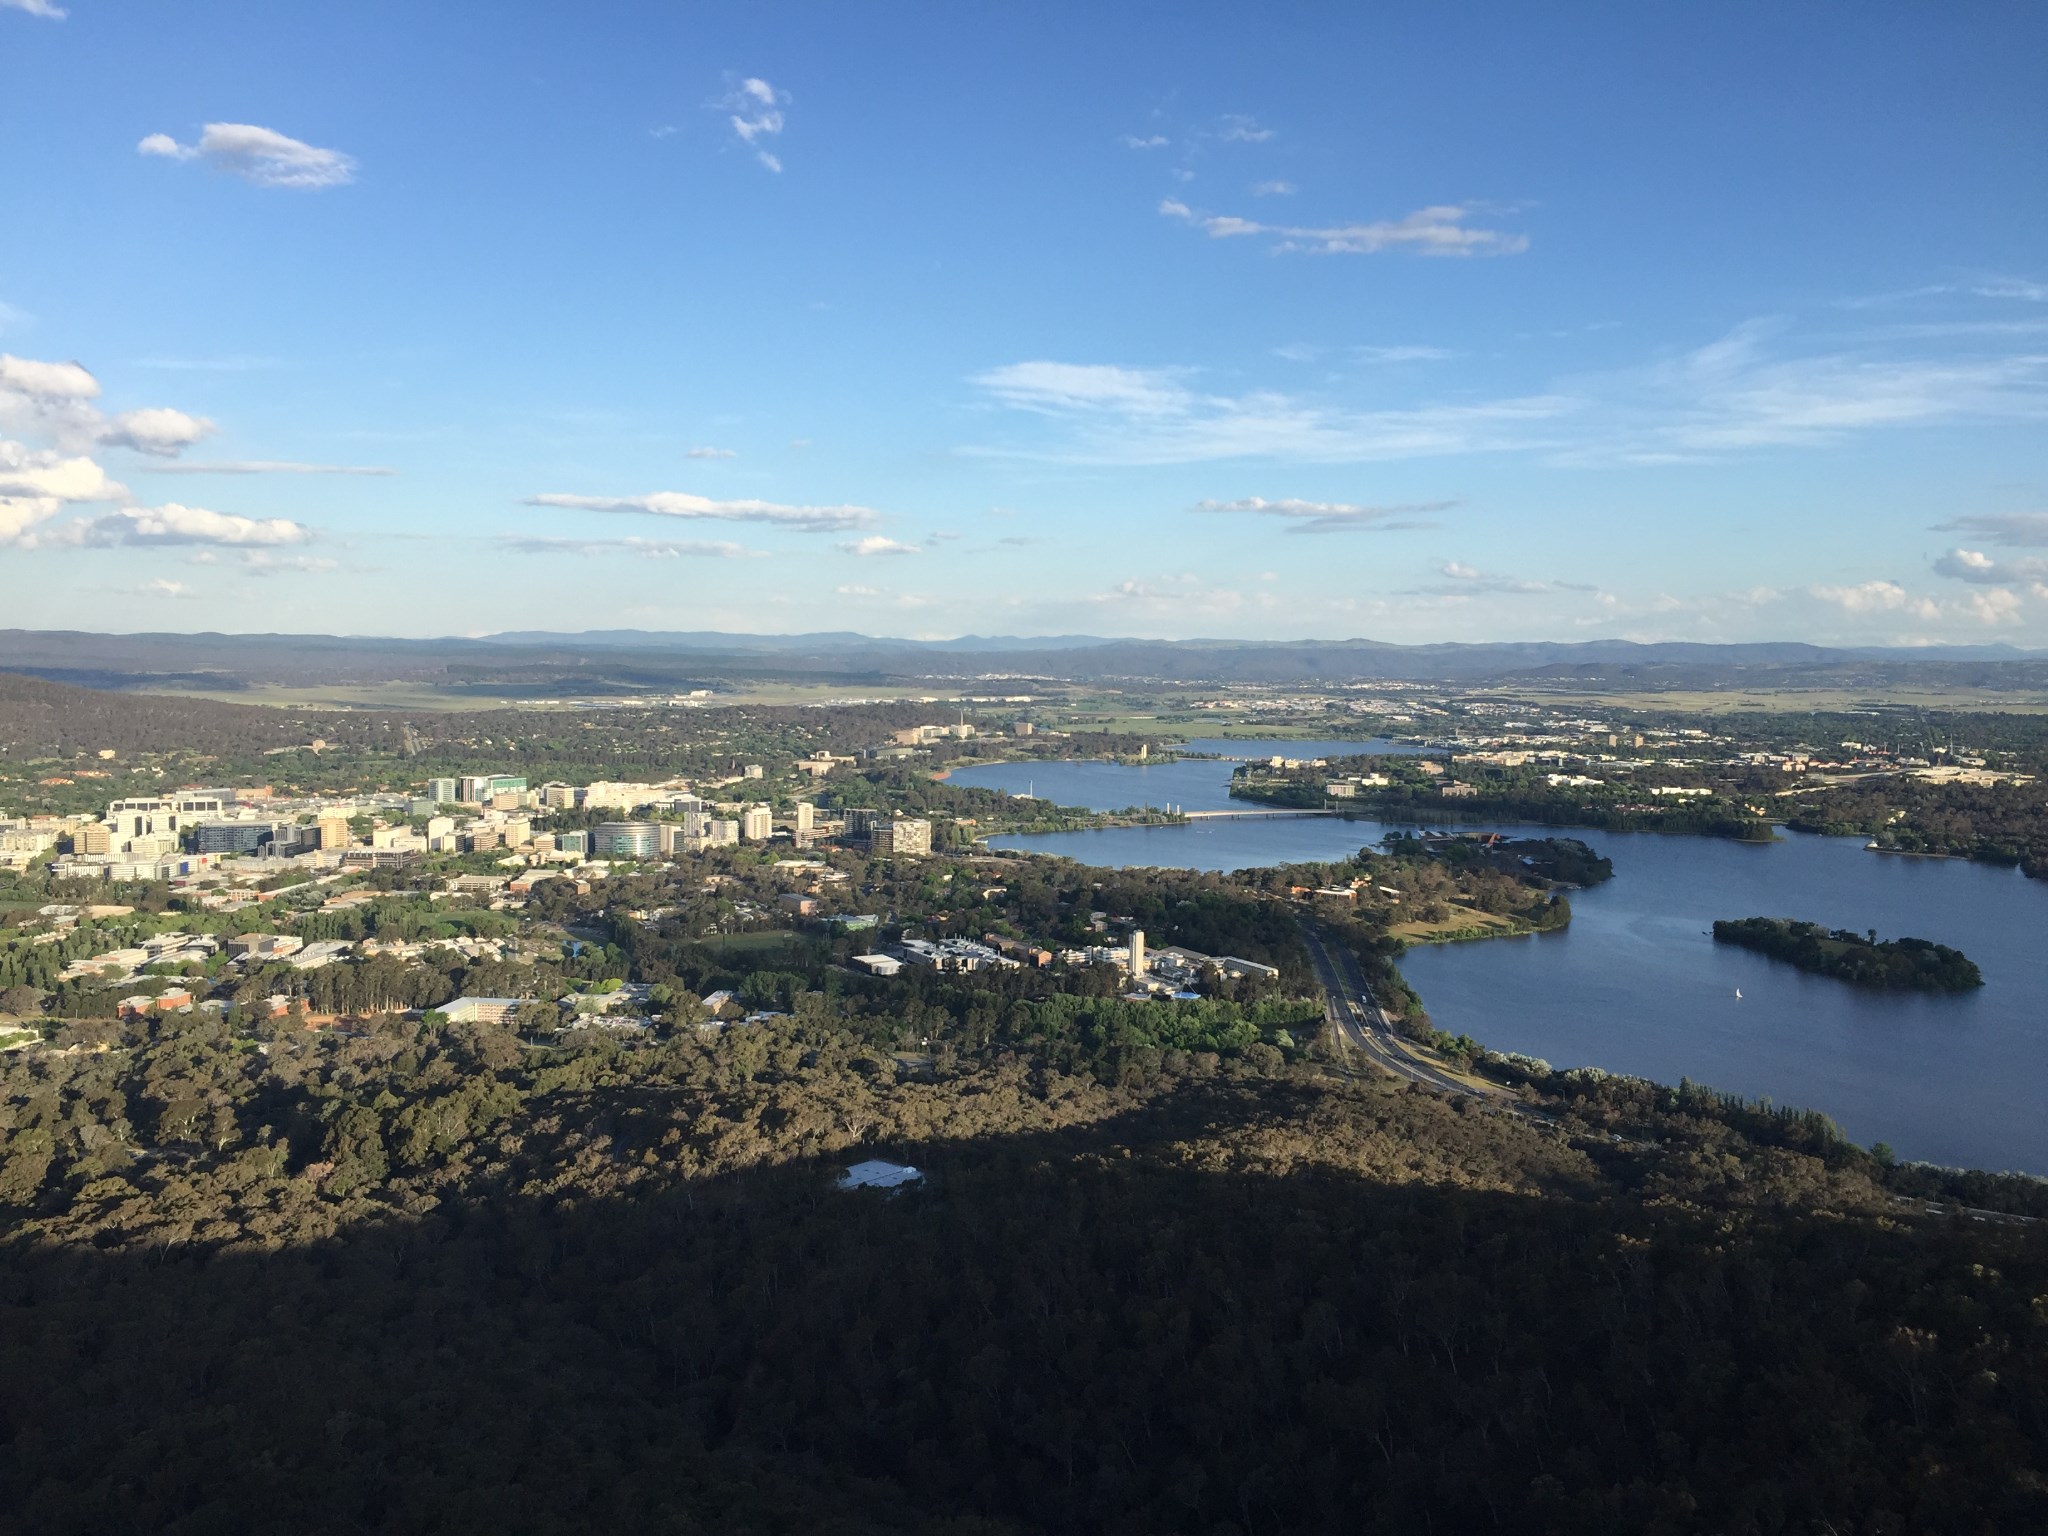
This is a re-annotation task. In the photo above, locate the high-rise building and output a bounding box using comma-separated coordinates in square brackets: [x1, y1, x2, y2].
[315, 814, 353, 850]
[794, 801, 815, 834]
[870, 817, 932, 857]
[427, 778, 459, 804]
[706, 819, 740, 846]
[1129, 929, 1146, 977]
[740, 805, 774, 841]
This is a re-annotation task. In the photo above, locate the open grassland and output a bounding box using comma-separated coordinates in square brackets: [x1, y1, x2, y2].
[1503, 685, 2048, 714]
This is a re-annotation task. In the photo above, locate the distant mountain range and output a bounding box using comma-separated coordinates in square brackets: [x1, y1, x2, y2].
[1, 628, 2044, 694]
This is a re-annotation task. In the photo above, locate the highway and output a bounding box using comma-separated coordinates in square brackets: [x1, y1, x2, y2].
[1298, 921, 1490, 1098]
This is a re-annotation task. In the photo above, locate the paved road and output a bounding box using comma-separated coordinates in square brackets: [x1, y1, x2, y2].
[1299, 921, 1488, 1098]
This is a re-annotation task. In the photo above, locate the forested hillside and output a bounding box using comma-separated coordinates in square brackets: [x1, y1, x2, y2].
[3, 1009, 2045, 1534]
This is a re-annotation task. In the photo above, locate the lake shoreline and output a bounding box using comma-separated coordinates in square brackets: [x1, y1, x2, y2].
[950, 755, 2048, 1174]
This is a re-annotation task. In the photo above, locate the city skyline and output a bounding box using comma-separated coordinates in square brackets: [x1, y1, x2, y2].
[3, 3, 2046, 643]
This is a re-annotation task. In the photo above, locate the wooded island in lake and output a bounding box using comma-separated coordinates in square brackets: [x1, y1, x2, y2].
[1712, 918, 1984, 992]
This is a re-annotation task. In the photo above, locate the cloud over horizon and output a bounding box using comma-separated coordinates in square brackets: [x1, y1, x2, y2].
[1194, 495, 1454, 533]
[525, 490, 879, 531]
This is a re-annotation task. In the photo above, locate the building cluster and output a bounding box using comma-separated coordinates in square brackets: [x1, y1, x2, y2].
[30, 753, 950, 889]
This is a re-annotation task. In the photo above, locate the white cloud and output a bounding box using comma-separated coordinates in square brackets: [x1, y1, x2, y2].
[1252, 180, 1296, 197]
[836, 584, 884, 596]
[1119, 134, 1168, 149]
[0, 354, 97, 399]
[722, 77, 787, 171]
[1087, 572, 1251, 616]
[99, 406, 217, 457]
[1933, 547, 2048, 585]
[1, 352, 219, 458]
[499, 535, 761, 559]
[1194, 496, 1453, 533]
[840, 535, 921, 557]
[525, 490, 878, 531]
[145, 459, 396, 476]
[0, 498, 59, 544]
[1160, 197, 1530, 257]
[137, 578, 195, 599]
[685, 446, 737, 459]
[139, 123, 356, 189]
[1808, 580, 1941, 620]
[1933, 512, 2048, 548]
[1, 0, 66, 18]
[61, 504, 316, 548]
[0, 442, 126, 503]
[1217, 115, 1275, 143]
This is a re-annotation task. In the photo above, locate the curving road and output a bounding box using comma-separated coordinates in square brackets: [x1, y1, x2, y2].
[1299, 921, 1488, 1098]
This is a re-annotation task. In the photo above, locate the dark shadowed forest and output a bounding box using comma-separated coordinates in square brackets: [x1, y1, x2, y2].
[3, 1005, 2046, 1535]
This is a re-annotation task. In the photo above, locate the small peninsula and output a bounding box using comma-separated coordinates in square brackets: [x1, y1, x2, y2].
[1712, 918, 1984, 992]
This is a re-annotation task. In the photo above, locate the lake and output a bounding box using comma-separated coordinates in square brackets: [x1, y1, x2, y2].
[951, 756, 2048, 1174]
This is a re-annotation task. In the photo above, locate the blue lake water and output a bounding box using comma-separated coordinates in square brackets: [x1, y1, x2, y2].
[951, 757, 2048, 1174]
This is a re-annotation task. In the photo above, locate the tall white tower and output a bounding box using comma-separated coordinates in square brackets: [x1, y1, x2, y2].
[1129, 929, 1146, 977]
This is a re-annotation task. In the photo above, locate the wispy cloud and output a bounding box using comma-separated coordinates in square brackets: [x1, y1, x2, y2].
[1357, 345, 1458, 364]
[136, 578, 195, 599]
[132, 354, 282, 373]
[1413, 560, 1595, 596]
[1160, 197, 1529, 257]
[721, 77, 787, 172]
[184, 549, 344, 577]
[1216, 114, 1275, 144]
[1251, 180, 1295, 197]
[970, 360, 1567, 465]
[685, 445, 737, 459]
[1932, 512, 2048, 548]
[839, 535, 921, 557]
[1195, 496, 1453, 534]
[1840, 275, 2048, 309]
[139, 123, 356, 189]
[144, 459, 396, 476]
[1555, 319, 2048, 463]
[499, 535, 761, 559]
[1, 0, 66, 19]
[525, 489, 878, 531]
[1119, 134, 1169, 150]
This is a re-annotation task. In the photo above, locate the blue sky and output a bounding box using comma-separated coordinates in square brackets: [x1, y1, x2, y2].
[3, 2, 2046, 644]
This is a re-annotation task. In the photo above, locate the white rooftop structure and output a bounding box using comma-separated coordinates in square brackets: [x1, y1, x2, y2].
[837, 1159, 923, 1191]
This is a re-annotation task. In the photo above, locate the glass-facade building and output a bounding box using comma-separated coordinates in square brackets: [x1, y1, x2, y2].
[590, 822, 660, 858]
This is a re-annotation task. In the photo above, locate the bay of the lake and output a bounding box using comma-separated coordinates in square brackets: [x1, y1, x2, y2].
[951, 756, 2048, 1174]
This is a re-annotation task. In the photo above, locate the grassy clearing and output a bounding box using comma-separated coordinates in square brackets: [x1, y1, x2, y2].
[1387, 904, 1519, 942]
